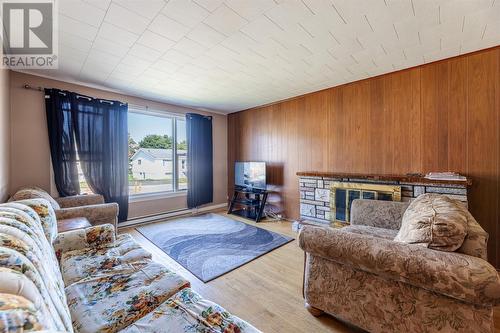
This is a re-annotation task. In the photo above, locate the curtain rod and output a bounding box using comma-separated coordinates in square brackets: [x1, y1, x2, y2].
[23, 83, 126, 105]
[23, 84, 186, 117]
[24, 84, 43, 91]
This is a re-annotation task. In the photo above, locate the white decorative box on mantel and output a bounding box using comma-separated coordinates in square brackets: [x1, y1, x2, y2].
[297, 172, 471, 225]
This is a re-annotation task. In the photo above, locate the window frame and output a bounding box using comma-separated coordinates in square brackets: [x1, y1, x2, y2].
[128, 107, 187, 201]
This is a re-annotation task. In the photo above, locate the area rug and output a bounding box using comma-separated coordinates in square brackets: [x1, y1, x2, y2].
[136, 213, 293, 282]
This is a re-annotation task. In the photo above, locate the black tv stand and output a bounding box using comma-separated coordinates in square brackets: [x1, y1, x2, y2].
[228, 187, 268, 222]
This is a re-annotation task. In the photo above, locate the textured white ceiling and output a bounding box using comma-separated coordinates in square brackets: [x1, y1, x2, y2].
[18, 0, 500, 113]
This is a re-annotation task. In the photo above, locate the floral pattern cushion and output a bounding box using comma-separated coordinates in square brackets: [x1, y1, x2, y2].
[0, 207, 46, 244]
[121, 288, 260, 333]
[394, 194, 468, 251]
[61, 234, 152, 285]
[66, 262, 190, 333]
[0, 213, 62, 285]
[0, 226, 65, 298]
[0, 267, 65, 332]
[0, 209, 71, 331]
[53, 224, 116, 260]
[0, 248, 72, 332]
[0, 293, 45, 332]
[1, 199, 58, 244]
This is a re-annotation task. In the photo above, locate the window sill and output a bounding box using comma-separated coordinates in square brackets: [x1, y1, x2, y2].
[129, 191, 187, 203]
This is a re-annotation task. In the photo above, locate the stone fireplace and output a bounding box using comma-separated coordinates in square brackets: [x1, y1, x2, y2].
[297, 172, 470, 226]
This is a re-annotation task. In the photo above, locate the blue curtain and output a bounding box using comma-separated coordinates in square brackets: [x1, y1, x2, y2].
[44, 89, 80, 196]
[186, 113, 213, 208]
[72, 95, 129, 222]
[44, 88, 129, 222]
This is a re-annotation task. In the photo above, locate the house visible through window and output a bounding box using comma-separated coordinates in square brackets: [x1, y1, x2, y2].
[128, 109, 188, 195]
[77, 160, 92, 194]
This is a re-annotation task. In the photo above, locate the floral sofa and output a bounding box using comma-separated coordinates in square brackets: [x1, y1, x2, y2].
[299, 198, 500, 333]
[9, 186, 119, 230]
[0, 198, 260, 333]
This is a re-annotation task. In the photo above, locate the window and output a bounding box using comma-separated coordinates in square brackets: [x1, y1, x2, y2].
[176, 118, 187, 190]
[128, 109, 188, 196]
[77, 160, 92, 194]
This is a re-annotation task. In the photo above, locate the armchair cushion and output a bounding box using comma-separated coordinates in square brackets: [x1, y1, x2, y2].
[299, 226, 500, 306]
[350, 199, 408, 230]
[53, 224, 115, 260]
[55, 194, 104, 208]
[394, 194, 468, 251]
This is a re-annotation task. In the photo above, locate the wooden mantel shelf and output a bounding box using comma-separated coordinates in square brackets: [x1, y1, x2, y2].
[296, 172, 472, 186]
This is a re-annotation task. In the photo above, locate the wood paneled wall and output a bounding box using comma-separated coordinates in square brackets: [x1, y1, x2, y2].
[228, 46, 500, 267]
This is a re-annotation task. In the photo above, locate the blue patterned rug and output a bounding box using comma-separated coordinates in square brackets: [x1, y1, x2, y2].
[136, 213, 293, 282]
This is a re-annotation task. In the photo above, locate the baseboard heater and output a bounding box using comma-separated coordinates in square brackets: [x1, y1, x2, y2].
[118, 203, 228, 229]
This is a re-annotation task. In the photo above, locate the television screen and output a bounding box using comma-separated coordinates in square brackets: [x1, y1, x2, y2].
[235, 162, 266, 190]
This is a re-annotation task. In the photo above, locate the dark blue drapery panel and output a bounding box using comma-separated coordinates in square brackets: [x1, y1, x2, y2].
[72, 95, 129, 222]
[44, 87, 129, 221]
[44, 89, 80, 196]
[186, 113, 213, 209]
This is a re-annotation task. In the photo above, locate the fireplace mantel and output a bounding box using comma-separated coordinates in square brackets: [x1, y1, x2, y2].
[297, 172, 470, 225]
[296, 171, 472, 186]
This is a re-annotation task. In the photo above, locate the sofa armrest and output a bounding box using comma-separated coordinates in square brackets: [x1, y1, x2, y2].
[53, 224, 116, 259]
[55, 194, 104, 208]
[350, 199, 408, 230]
[298, 226, 500, 306]
[55, 203, 118, 230]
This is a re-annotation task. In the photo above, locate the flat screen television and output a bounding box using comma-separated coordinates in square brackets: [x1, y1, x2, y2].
[235, 162, 266, 190]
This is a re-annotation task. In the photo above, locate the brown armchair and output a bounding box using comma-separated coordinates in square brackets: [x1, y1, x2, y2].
[299, 199, 500, 333]
[10, 187, 118, 230]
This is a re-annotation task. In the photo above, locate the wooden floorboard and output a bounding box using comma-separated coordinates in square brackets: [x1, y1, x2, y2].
[120, 211, 500, 333]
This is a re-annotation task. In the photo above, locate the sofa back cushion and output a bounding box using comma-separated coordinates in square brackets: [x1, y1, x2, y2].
[394, 194, 468, 251]
[0, 247, 72, 332]
[1, 199, 58, 244]
[9, 186, 60, 210]
[0, 204, 73, 332]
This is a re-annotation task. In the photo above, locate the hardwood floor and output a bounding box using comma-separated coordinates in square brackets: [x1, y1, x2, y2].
[120, 211, 500, 333]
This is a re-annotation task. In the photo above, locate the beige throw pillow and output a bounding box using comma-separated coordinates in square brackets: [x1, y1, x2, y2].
[394, 193, 468, 251]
